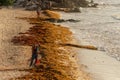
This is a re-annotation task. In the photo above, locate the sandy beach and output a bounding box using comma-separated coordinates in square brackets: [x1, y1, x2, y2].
[1, 0, 120, 79]
[0, 8, 92, 80]
[0, 8, 35, 80]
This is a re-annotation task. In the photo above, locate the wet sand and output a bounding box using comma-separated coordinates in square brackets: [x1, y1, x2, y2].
[78, 49, 120, 80]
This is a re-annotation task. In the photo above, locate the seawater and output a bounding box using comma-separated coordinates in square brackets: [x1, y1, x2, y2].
[58, 0, 120, 61]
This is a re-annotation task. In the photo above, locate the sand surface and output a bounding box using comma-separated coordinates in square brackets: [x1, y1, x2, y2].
[78, 49, 120, 80]
[0, 8, 35, 80]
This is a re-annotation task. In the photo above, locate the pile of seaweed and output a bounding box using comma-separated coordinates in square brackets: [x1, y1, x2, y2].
[10, 11, 80, 80]
[12, 19, 71, 46]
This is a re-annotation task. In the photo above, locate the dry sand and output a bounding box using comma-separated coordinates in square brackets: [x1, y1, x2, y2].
[0, 8, 35, 80]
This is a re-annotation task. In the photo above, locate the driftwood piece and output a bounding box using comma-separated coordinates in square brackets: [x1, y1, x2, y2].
[61, 43, 98, 50]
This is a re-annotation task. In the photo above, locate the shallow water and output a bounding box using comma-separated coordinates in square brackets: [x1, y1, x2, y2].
[58, 0, 120, 61]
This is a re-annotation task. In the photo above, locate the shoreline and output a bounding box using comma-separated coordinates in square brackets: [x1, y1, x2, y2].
[58, 7, 120, 80]
[10, 10, 92, 80]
